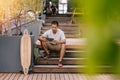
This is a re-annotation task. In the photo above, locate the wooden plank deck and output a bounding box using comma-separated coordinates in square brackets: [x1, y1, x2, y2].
[0, 73, 115, 80]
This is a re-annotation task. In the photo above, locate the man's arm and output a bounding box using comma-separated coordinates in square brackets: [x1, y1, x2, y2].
[59, 39, 66, 44]
[39, 35, 47, 42]
[39, 30, 49, 42]
[58, 31, 66, 44]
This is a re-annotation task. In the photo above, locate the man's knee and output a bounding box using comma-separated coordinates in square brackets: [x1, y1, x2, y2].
[61, 44, 66, 48]
[60, 44, 66, 51]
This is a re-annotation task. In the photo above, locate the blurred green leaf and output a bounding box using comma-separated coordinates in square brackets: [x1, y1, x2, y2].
[73, 0, 120, 74]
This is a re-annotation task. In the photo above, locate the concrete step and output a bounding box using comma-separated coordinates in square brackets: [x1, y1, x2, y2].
[32, 65, 112, 73]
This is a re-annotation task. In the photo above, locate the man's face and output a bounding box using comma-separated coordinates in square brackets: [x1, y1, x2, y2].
[51, 24, 58, 33]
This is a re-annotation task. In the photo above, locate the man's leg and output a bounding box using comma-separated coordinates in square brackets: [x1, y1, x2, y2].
[41, 41, 50, 58]
[58, 44, 66, 67]
[41, 41, 56, 58]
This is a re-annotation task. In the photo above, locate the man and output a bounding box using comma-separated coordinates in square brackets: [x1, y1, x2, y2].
[39, 21, 66, 67]
[50, 3, 58, 15]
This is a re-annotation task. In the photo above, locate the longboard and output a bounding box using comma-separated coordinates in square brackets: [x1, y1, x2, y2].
[20, 29, 31, 75]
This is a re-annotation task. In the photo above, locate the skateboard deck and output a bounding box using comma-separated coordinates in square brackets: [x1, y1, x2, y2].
[20, 29, 31, 75]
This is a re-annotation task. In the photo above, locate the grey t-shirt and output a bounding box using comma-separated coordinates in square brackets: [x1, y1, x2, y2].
[42, 29, 66, 41]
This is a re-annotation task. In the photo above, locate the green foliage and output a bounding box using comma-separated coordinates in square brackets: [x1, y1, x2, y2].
[22, 0, 43, 13]
[52, 0, 57, 4]
[73, 0, 120, 74]
[0, 0, 43, 22]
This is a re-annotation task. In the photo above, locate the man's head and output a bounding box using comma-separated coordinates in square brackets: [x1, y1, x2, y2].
[51, 21, 59, 33]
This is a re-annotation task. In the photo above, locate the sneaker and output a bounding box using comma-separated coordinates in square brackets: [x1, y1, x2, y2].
[44, 54, 49, 59]
[58, 61, 63, 67]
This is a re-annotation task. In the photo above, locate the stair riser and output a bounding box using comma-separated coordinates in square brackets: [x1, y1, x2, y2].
[46, 17, 71, 20]
[32, 68, 84, 73]
[45, 21, 71, 23]
[44, 24, 78, 27]
[45, 18, 71, 20]
[41, 27, 79, 31]
[32, 67, 111, 73]
[46, 14, 72, 17]
[45, 18, 71, 23]
[38, 45, 85, 50]
[40, 33, 80, 38]
[35, 59, 86, 65]
[49, 53, 85, 58]
[46, 16, 71, 18]
[41, 31, 80, 34]
[38, 50, 85, 58]
[66, 35, 80, 38]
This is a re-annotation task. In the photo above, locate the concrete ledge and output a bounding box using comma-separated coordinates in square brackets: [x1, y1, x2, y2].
[0, 36, 34, 72]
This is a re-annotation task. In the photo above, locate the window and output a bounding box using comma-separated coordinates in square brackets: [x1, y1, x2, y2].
[58, 0, 67, 14]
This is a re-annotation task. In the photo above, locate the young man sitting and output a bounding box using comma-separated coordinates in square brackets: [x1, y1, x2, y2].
[39, 21, 66, 67]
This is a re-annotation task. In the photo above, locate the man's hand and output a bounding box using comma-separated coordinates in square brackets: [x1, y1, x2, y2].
[53, 39, 60, 44]
[42, 37, 47, 42]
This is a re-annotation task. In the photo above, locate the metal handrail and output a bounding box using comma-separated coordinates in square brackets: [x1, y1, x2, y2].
[70, 8, 84, 23]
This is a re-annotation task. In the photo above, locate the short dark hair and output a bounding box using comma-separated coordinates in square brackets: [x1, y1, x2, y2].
[51, 21, 59, 26]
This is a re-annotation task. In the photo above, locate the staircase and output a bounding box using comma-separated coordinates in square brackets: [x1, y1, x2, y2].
[32, 15, 111, 73]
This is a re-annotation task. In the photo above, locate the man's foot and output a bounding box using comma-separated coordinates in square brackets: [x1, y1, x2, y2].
[44, 54, 49, 59]
[58, 61, 63, 67]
